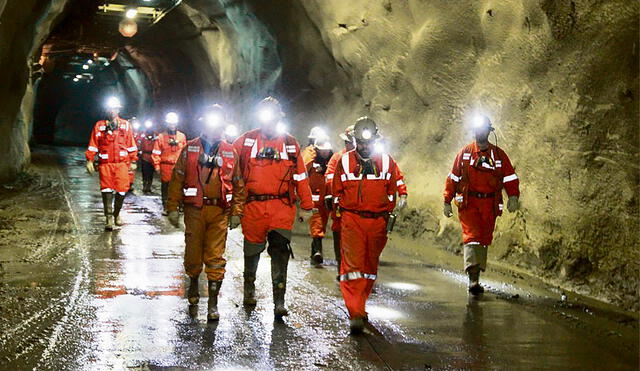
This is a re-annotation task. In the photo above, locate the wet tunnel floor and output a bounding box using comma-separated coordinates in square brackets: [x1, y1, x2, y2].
[0, 147, 637, 370]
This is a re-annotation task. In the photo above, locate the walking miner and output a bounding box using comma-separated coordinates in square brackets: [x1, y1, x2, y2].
[166, 104, 246, 321]
[233, 97, 314, 317]
[85, 97, 138, 231]
[153, 111, 187, 214]
[443, 115, 520, 295]
[139, 120, 157, 193]
[324, 125, 355, 275]
[304, 134, 333, 266]
[332, 117, 408, 334]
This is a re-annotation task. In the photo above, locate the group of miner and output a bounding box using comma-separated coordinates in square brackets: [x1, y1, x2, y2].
[85, 96, 520, 334]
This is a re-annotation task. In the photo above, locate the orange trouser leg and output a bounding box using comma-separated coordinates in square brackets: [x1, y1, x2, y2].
[202, 206, 229, 281]
[458, 197, 497, 246]
[339, 212, 387, 319]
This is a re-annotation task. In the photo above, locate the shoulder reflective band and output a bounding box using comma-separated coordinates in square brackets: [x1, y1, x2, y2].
[244, 138, 255, 147]
[462, 153, 471, 160]
[183, 188, 197, 196]
[88, 146, 98, 152]
[503, 174, 518, 183]
[449, 173, 460, 182]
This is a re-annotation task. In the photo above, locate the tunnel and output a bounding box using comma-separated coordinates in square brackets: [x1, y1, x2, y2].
[0, 0, 638, 369]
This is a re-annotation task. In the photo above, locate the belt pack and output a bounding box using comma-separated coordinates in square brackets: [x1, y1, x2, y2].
[469, 191, 495, 199]
[247, 193, 290, 202]
[340, 208, 389, 219]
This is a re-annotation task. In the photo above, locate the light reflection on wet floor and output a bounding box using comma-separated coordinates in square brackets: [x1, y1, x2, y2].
[2, 147, 637, 370]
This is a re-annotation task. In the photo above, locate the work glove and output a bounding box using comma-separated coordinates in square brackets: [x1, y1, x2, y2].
[229, 215, 241, 229]
[396, 195, 408, 211]
[443, 202, 453, 218]
[130, 162, 137, 171]
[324, 196, 333, 211]
[507, 195, 519, 213]
[86, 161, 95, 175]
[167, 210, 180, 228]
[298, 209, 313, 223]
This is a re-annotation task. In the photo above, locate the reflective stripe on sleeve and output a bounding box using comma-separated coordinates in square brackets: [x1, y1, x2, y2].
[312, 195, 320, 201]
[503, 174, 518, 183]
[88, 146, 98, 152]
[449, 173, 460, 182]
[152, 150, 162, 155]
[396, 179, 404, 186]
[326, 174, 334, 180]
[127, 146, 137, 152]
[293, 173, 307, 181]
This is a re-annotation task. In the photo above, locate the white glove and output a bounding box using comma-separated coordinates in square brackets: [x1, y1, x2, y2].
[86, 161, 95, 174]
[298, 209, 313, 223]
[443, 203, 453, 218]
[396, 195, 408, 211]
[130, 162, 137, 171]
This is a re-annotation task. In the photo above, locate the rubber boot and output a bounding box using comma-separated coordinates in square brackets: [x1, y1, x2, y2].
[142, 179, 151, 193]
[161, 182, 169, 215]
[271, 247, 290, 317]
[243, 254, 260, 306]
[102, 192, 114, 231]
[113, 193, 125, 226]
[350, 317, 365, 334]
[207, 280, 222, 321]
[333, 231, 341, 280]
[467, 265, 484, 296]
[187, 276, 199, 305]
[311, 237, 323, 266]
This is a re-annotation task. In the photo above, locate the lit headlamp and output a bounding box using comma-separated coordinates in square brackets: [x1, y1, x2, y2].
[144, 120, 153, 129]
[165, 112, 179, 125]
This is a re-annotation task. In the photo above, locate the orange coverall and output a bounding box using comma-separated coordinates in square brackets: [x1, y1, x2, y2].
[443, 141, 520, 247]
[332, 150, 407, 319]
[152, 130, 187, 182]
[86, 118, 138, 194]
[167, 137, 246, 281]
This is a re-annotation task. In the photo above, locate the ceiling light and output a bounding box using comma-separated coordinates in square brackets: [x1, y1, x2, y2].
[125, 8, 138, 19]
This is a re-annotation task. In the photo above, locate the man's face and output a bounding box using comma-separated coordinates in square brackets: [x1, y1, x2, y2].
[345, 140, 355, 151]
[474, 125, 491, 142]
[107, 109, 119, 120]
[356, 140, 373, 159]
[167, 122, 178, 132]
[317, 149, 332, 160]
[203, 125, 224, 141]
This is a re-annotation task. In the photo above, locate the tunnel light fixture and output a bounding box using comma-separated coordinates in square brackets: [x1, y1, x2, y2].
[104, 61, 110, 66]
[75, 74, 82, 79]
[82, 64, 89, 70]
[165, 112, 179, 124]
[125, 8, 138, 19]
[87, 59, 94, 64]
[224, 124, 239, 138]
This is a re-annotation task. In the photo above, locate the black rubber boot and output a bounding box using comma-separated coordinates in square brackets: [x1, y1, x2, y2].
[311, 237, 323, 266]
[350, 317, 365, 334]
[102, 192, 114, 231]
[187, 276, 199, 305]
[207, 280, 222, 321]
[268, 232, 290, 317]
[333, 231, 341, 279]
[161, 182, 169, 215]
[243, 254, 260, 306]
[113, 193, 125, 226]
[467, 265, 484, 296]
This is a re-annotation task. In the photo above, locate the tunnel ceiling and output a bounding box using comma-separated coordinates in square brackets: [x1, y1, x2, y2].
[0, 0, 638, 311]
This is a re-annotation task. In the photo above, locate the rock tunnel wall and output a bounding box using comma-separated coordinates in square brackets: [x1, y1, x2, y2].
[0, 0, 637, 310]
[250, 0, 639, 311]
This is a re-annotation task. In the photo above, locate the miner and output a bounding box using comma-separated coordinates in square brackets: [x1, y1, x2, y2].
[152, 111, 187, 214]
[332, 117, 408, 334]
[85, 97, 138, 231]
[443, 115, 520, 295]
[304, 134, 333, 266]
[232, 97, 314, 318]
[166, 104, 246, 321]
[139, 119, 157, 193]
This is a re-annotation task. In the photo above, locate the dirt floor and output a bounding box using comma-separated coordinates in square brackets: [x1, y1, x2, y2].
[0, 146, 637, 370]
